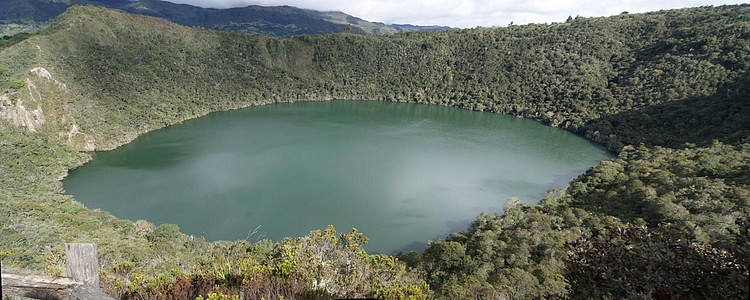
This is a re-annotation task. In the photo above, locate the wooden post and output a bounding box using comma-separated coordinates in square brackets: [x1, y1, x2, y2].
[2, 273, 80, 299]
[63, 243, 99, 288]
[1, 273, 117, 300]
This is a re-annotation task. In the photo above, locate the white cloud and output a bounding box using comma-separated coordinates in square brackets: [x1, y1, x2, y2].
[165, 0, 749, 28]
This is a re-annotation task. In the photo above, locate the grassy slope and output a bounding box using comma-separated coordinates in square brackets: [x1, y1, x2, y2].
[0, 4, 748, 298]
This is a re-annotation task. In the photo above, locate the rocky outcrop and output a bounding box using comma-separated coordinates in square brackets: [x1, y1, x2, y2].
[0, 79, 45, 131]
[1, 67, 95, 151]
[30, 67, 68, 94]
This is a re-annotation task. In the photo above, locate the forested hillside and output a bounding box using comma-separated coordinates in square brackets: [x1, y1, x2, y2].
[0, 4, 748, 299]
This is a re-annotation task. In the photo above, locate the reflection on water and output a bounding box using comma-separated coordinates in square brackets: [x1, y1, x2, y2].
[64, 101, 611, 254]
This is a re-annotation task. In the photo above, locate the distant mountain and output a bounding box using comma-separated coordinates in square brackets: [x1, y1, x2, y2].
[0, 0, 451, 36]
[304, 9, 450, 34]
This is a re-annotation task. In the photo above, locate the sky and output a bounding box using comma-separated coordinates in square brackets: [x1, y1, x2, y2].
[165, 0, 748, 28]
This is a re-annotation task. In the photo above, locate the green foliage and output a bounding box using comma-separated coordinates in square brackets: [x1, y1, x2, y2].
[0, 250, 10, 261]
[374, 281, 431, 300]
[101, 226, 428, 299]
[0, 4, 748, 299]
[417, 144, 749, 299]
[195, 293, 239, 300]
[568, 142, 750, 247]
[0, 32, 34, 50]
[147, 224, 183, 244]
[0, 38, 37, 92]
[418, 205, 624, 298]
[583, 80, 750, 149]
[566, 224, 748, 299]
[1, 0, 443, 38]
[7, 79, 24, 89]
[30, 4, 749, 151]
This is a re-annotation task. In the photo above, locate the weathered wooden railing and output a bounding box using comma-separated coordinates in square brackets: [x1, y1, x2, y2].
[1, 243, 116, 299]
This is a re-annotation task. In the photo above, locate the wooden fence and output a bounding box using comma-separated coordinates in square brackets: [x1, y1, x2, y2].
[1, 243, 116, 300]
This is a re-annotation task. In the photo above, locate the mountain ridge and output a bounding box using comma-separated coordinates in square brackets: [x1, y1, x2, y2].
[0, 0, 451, 36]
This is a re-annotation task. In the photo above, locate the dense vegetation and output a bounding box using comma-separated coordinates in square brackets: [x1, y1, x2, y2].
[404, 142, 749, 298]
[1, 4, 748, 299]
[0, 0, 448, 37]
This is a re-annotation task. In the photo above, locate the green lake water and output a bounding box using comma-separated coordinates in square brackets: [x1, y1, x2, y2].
[63, 101, 611, 253]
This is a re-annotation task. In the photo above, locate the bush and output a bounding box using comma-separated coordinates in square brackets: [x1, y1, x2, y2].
[146, 224, 182, 244]
[8, 79, 23, 89]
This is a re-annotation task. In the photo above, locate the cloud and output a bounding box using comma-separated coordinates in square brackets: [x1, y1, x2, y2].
[166, 0, 748, 28]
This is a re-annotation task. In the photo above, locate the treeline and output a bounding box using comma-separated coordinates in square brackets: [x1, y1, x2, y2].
[0, 4, 748, 299]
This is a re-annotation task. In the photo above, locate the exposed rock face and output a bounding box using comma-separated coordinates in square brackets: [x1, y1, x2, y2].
[30, 67, 68, 94]
[1, 67, 95, 151]
[0, 79, 45, 131]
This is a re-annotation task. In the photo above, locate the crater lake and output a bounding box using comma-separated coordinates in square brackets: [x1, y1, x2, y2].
[63, 101, 611, 253]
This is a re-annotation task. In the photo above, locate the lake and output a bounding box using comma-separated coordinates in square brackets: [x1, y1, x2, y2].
[63, 101, 611, 253]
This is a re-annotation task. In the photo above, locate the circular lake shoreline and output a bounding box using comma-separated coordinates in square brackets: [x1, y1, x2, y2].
[64, 101, 611, 254]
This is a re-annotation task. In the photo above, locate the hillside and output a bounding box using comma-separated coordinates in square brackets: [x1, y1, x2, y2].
[0, 4, 748, 299]
[0, 0, 450, 37]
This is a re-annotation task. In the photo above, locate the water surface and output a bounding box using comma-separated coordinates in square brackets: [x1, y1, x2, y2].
[64, 101, 610, 253]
